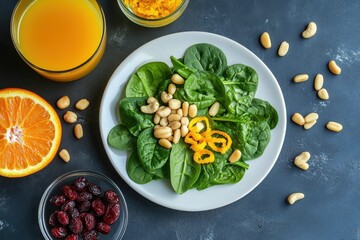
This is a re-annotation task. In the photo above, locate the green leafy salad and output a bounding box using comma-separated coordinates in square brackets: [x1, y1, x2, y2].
[107, 43, 278, 194]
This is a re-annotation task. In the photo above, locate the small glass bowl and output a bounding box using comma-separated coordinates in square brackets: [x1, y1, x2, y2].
[117, 0, 189, 27]
[38, 170, 128, 240]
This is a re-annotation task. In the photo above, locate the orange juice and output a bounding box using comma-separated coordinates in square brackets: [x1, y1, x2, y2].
[11, 0, 106, 81]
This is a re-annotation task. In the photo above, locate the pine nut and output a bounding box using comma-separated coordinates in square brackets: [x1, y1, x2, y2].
[75, 98, 90, 110]
[328, 60, 341, 75]
[294, 151, 311, 170]
[291, 113, 305, 126]
[195, 122, 205, 132]
[176, 109, 183, 117]
[278, 41, 289, 57]
[161, 91, 173, 103]
[260, 32, 272, 49]
[74, 123, 83, 139]
[287, 192, 305, 205]
[326, 121, 343, 132]
[147, 96, 158, 104]
[293, 74, 309, 83]
[181, 117, 189, 126]
[157, 106, 171, 118]
[182, 101, 189, 117]
[154, 126, 172, 139]
[168, 83, 177, 95]
[314, 74, 324, 91]
[171, 74, 185, 85]
[180, 125, 189, 137]
[304, 113, 319, 123]
[57, 96, 70, 109]
[168, 121, 181, 131]
[209, 102, 220, 117]
[188, 104, 198, 118]
[63, 111, 77, 123]
[153, 113, 161, 124]
[59, 149, 70, 162]
[168, 99, 182, 110]
[159, 139, 172, 149]
[160, 117, 168, 126]
[302, 22, 317, 39]
[168, 113, 181, 123]
[173, 129, 181, 144]
[317, 88, 329, 100]
[229, 149, 242, 163]
[304, 120, 317, 130]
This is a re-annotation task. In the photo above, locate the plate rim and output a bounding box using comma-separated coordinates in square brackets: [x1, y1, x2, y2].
[99, 31, 287, 211]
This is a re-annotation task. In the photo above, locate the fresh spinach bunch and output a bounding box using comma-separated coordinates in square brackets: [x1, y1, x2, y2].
[108, 43, 278, 194]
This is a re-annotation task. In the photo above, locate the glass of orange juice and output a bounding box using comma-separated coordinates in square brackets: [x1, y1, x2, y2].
[11, 0, 106, 82]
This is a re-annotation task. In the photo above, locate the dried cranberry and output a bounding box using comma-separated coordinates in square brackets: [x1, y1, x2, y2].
[57, 211, 70, 226]
[49, 211, 59, 226]
[82, 230, 99, 240]
[77, 192, 93, 202]
[69, 218, 83, 234]
[50, 195, 66, 206]
[65, 234, 78, 240]
[104, 190, 119, 204]
[67, 208, 80, 219]
[62, 185, 78, 201]
[103, 203, 120, 225]
[78, 200, 91, 212]
[83, 213, 96, 231]
[79, 212, 87, 220]
[51, 226, 68, 238]
[61, 200, 76, 211]
[91, 198, 105, 216]
[72, 177, 88, 192]
[88, 184, 101, 196]
[96, 222, 111, 235]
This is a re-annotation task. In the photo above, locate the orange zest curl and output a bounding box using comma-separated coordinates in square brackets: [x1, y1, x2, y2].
[205, 130, 232, 154]
[193, 149, 215, 164]
[185, 116, 233, 164]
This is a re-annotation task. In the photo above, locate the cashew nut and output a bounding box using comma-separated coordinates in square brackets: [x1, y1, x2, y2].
[287, 192, 305, 205]
[302, 22, 317, 39]
[294, 151, 311, 170]
[141, 102, 159, 114]
[161, 91, 173, 103]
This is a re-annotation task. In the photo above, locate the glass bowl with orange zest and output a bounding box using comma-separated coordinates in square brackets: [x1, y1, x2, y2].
[117, 0, 189, 27]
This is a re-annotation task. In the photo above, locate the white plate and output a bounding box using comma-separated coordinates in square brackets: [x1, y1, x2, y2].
[99, 32, 286, 211]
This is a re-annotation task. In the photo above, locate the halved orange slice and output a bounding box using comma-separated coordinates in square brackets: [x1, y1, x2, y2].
[0, 88, 62, 177]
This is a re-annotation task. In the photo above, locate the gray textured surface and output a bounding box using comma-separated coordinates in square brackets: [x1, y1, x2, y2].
[1, 0, 360, 239]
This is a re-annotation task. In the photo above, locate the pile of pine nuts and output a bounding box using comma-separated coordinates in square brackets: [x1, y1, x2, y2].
[260, 21, 345, 205]
[56, 96, 90, 162]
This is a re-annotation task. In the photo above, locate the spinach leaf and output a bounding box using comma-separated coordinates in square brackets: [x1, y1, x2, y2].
[192, 152, 227, 190]
[184, 43, 228, 76]
[231, 121, 271, 160]
[125, 62, 172, 97]
[211, 163, 246, 185]
[223, 64, 258, 97]
[126, 150, 154, 184]
[137, 128, 171, 172]
[170, 56, 196, 79]
[170, 139, 201, 194]
[248, 98, 278, 129]
[184, 71, 226, 108]
[119, 97, 154, 137]
[107, 124, 136, 150]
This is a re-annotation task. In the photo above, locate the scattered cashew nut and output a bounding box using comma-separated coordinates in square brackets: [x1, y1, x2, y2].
[302, 22, 317, 39]
[287, 192, 305, 205]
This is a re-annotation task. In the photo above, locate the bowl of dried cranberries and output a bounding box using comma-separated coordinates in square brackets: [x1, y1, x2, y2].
[38, 170, 128, 240]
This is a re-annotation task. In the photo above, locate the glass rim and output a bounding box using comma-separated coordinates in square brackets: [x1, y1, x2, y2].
[118, 0, 189, 22]
[10, 0, 107, 74]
